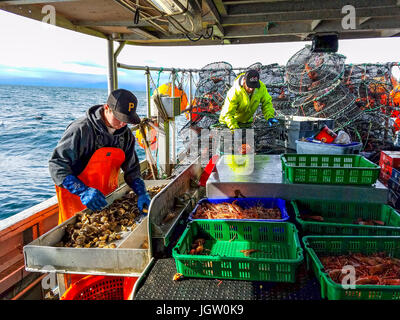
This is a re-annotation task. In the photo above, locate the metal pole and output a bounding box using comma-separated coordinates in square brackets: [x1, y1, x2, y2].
[189, 71, 193, 122]
[117, 62, 250, 73]
[146, 68, 151, 118]
[107, 38, 116, 94]
[113, 41, 126, 90]
[171, 71, 176, 168]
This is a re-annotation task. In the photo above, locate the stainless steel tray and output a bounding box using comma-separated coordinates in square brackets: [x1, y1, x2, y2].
[23, 180, 169, 277]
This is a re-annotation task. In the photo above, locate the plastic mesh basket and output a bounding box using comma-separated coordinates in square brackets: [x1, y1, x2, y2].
[281, 154, 380, 185]
[292, 199, 400, 236]
[60, 275, 137, 300]
[173, 220, 304, 283]
[303, 235, 400, 300]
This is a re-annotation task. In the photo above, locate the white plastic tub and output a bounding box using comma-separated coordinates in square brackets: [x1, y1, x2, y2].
[295, 139, 362, 155]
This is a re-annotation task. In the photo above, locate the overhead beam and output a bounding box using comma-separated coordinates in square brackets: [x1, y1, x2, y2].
[0, 0, 78, 4]
[74, 20, 169, 28]
[222, 7, 400, 24]
[381, 29, 400, 37]
[127, 27, 159, 40]
[359, 17, 372, 25]
[122, 28, 400, 46]
[227, 0, 399, 16]
[223, 18, 400, 38]
[203, 0, 224, 36]
[310, 19, 322, 31]
[213, 0, 227, 16]
[0, 4, 106, 39]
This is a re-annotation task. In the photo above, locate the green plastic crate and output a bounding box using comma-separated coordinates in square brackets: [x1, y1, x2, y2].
[292, 199, 400, 236]
[281, 154, 380, 185]
[172, 221, 304, 283]
[303, 235, 400, 300]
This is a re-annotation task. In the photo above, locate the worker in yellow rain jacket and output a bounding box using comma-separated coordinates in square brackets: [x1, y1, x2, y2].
[219, 70, 277, 130]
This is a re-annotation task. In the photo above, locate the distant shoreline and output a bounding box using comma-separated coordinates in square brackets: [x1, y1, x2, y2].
[0, 83, 147, 92]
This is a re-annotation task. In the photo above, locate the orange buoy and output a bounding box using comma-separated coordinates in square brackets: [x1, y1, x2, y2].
[135, 124, 158, 151]
[156, 83, 188, 112]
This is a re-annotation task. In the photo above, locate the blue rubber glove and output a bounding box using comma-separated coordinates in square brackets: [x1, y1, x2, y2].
[62, 175, 108, 212]
[267, 118, 279, 126]
[130, 178, 151, 215]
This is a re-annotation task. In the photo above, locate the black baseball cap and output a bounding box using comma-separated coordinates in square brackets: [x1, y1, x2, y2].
[107, 89, 141, 124]
[244, 70, 260, 88]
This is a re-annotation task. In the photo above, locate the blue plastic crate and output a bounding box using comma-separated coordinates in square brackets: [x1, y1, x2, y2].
[391, 167, 400, 184]
[188, 198, 290, 222]
[388, 177, 400, 193]
[388, 189, 400, 210]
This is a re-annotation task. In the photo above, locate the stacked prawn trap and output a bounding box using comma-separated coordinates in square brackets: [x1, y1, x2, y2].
[172, 197, 304, 283]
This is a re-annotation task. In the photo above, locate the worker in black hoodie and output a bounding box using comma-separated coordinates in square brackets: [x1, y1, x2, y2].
[49, 89, 151, 224]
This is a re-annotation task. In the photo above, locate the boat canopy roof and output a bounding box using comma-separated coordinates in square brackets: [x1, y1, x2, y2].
[1, 0, 400, 46]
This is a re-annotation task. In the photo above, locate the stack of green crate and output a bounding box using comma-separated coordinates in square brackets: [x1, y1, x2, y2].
[281, 154, 400, 300]
[292, 198, 400, 300]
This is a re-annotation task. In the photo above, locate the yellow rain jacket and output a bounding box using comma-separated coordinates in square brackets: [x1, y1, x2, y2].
[219, 73, 275, 130]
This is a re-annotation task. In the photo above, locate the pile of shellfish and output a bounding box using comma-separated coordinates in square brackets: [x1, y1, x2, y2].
[58, 185, 166, 248]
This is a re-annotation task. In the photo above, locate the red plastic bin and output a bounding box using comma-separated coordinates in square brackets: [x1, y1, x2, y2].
[380, 151, 400, 168]
[60, 275, 137, 300]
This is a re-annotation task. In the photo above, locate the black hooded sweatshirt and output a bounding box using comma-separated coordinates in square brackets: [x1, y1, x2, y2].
[49, 105, 141, 188]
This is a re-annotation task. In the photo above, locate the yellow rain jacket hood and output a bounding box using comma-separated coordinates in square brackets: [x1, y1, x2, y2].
[219, 73, 275, 130]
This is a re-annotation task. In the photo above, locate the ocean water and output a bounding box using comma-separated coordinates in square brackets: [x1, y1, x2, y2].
[0, 85, 187, 220]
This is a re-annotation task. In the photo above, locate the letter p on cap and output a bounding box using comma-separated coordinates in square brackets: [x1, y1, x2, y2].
[129, 102, 135, 112]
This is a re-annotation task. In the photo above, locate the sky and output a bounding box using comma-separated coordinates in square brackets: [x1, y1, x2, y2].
[1, 9, 400, 90]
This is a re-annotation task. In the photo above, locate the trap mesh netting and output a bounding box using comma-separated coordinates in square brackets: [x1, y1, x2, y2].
[292, 80, 359, 128]
[189, 62, 236, 123]
[286, 45, 346, 95]
[177, 54, 399, 156]
[285, 44, 398, 151]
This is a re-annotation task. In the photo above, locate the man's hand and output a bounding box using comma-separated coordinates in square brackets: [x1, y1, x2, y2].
[137, 193, 151, 215]
[62, 175, 107, 212]
[80, 188, 108, 212]
[130, 178, 152, 215]
[267, 118, 279, 126]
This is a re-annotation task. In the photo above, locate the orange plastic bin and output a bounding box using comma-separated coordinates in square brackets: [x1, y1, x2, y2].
[61, 275, 137, 300]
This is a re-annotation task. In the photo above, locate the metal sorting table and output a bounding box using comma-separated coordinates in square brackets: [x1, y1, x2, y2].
[24, 180, 169, 277]
[150, 162, 203, 253]
[206, 155, 388, 203]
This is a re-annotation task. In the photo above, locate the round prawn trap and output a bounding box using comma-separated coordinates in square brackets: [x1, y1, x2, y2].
[285, 45, 345, 94]
[293, 81, 357, 120]
[60, 275, 137, 300]
[198, 61, 236, 85]
[346, 110, 393, 151]
[194, 78, 229, 106]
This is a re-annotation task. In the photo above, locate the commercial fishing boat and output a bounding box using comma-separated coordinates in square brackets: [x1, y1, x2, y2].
[1, 0, 400, 301]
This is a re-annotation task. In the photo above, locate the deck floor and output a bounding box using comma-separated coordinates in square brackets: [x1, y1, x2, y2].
[134, 258, 322, 300]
